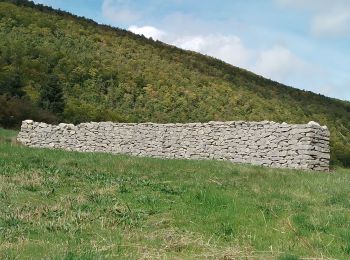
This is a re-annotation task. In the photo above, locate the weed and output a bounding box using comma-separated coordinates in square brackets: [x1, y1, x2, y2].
[278, 254, 299, 260]
[218, 222, 235, 240]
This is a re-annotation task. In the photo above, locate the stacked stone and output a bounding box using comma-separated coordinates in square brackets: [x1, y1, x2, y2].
[17, 120, 330, 171]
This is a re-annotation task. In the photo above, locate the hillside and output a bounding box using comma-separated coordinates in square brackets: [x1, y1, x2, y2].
[0, 0, 349, 166]
[1, 128, 350, 259]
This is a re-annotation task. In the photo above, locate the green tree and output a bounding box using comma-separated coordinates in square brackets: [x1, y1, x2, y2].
[0, 71, 24, 97]
[38, 75, 65, 114]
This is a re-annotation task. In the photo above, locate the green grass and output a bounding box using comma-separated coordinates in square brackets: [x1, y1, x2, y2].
[1, 129, 350, 259]
[0, 128, 18, 143]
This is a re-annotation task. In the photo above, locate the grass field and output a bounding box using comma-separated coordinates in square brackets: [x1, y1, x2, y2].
[0, 128, 350, 259]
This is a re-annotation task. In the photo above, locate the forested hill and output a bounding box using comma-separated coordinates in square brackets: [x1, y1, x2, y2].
[0, 0, 349, 166]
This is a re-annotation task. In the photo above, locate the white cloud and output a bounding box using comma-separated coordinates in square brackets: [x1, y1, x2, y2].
[128, 25, 166, 40]
[102, 0, 141, 24]
[253, 45, 311, 83]
[172, 34, 252, 67]
[319, 80, 350, 100]
[276, 0, 350, 10]
[128, 25, 252, 68]
[312, 11, 350, 37]
[33, 0, 58, 4]
[276, 0, 350, 37]
[127, 25, 314, 86]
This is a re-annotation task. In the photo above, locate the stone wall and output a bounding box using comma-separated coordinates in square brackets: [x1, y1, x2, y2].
[17, 120, 330, 171]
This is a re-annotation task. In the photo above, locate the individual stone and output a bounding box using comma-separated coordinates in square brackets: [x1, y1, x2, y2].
[308, 121, 320, 127]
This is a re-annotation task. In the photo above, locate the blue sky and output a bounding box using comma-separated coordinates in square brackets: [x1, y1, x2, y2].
[33, 0, 350, 101]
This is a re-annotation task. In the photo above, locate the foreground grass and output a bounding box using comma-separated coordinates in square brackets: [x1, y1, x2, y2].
[0, 129, 350, 259]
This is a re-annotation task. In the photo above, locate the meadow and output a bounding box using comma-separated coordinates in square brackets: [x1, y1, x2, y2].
[1, 128, 350, 259]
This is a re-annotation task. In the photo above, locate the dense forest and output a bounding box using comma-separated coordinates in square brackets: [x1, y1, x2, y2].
[0, 0, 349, 166]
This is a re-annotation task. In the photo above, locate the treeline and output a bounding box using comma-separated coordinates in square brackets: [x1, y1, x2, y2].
[0, 0, 349, 166]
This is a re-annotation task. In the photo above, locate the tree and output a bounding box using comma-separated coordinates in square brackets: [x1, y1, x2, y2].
[0, 71, 24, 97]
[38, 75, 65, 114]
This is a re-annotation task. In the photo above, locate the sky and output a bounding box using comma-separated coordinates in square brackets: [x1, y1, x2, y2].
[33, 0, 350, 101]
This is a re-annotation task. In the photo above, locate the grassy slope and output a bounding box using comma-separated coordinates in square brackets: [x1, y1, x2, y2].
[1, 129, 350, 259]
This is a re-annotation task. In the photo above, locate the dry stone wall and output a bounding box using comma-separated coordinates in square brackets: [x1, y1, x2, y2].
[17, 120, 330, 171]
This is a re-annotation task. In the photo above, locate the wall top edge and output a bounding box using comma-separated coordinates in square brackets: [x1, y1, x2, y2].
[21, 119, 328, 130]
